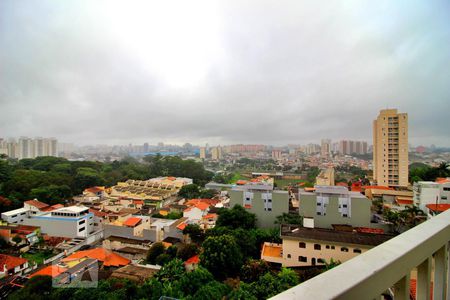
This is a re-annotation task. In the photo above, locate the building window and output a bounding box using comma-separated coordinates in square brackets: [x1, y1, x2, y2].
[79, 220, 86, 225]
[343, 214, 348, 218]
[314, 244, 321, 250]
[267, 208, 272, 211]
[443, 187, 450, 191]
[331, 246, 335, 250]
[299, 242, 306, 248]
[341, 247, 349, 252]
[342, 204, 347, 208]
[78, 227, 85, 232]
[287, 254, 291, 259]
[325, 245, 330, 249]
[316, 212, 321, 216]
[298, 256, 307, 262]
[353, 249, 362, 254]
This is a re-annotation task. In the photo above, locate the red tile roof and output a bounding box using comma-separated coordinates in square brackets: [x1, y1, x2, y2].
[0, 254, 28, 271]
[396, 198, 414, 205]
[89, 208, 108, 218]
[123, 217, 142, 227]
[184, 255, 199, 265]
[85, 186, 104, 193]
[30, 265, 67, 278]
[355, 227, 384, 234]
[202, 213, 218, 219]
[177, 223, 187, 231]
[435, 177, 450, 184]
[363, 185, 393, 190]
[24, 200, 49, 210]
[63, 248, 130, 267]
[426, 204, 450, 212]
[133, 200, 144, 205]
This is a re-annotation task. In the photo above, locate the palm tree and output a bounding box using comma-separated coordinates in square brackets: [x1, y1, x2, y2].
[401, 205, 425, 227]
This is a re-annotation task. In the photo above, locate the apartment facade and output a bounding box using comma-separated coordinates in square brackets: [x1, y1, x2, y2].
[373, 109, 408, 187]
[1, 204, 94, 238]
[229, 181, 289, 228]
[413, 180, 450, 210]
[299, 186, 372, 229]
[261, 224, 392, 268]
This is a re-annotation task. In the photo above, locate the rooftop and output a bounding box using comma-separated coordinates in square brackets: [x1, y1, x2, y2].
[123, 217, 142, 227]
[0, 254, 28, 271]
[24, 200, 49, 210]
[262, 242, 283, 258]
[63, 248, 130, 267]
[426, 204, 450, 212]
[280, 224, 394, 246]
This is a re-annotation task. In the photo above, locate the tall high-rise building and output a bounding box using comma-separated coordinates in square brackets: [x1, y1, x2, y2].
[199, 147, 206, 159]
[18, 137, 34, 159]
[211, 146, 222, 160]
[321, 139, 331, 157]
[373, 109, 408, 187]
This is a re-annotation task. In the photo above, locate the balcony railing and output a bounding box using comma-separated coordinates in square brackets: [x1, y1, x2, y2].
[270, 209, 450, 300]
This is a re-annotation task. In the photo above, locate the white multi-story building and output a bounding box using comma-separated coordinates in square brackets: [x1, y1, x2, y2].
[0, 137, 58, 159]
[413, 179, 450, 210]
[1, 202, 94, 238]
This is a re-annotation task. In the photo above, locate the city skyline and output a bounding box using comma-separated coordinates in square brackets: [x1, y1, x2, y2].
[1, 1, 449, 147]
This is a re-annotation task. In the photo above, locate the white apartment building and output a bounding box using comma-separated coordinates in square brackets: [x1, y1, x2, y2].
[413, 180, 450, 210]
[1, 204, 94, 238]
[0, 137, 58, 159]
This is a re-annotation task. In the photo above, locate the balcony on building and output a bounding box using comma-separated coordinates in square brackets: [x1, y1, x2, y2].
[270, 209, 450, 300]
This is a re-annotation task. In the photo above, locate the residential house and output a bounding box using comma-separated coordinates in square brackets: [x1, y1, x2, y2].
[0, 254, 29, 278]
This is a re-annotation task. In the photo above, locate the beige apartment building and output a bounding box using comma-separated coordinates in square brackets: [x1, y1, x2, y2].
[373, 109, 408, 187]
[261, 224, 393, 267]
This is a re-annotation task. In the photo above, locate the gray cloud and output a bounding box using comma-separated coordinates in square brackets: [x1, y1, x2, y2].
[1, 0, 449, 146]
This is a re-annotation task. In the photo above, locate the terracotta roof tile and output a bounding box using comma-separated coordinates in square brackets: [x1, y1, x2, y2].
[24, 200, 49, 210]
[30, 265, 67, 278]
[0, 254, 28, 271]
[123, 217, 142, 227]
[184, 255, 199, 265]
[426, 204, 450, 212]
[63, 248, 130, 267]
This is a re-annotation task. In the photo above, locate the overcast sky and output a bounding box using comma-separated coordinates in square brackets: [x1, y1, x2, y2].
[1, 1, 449, 147]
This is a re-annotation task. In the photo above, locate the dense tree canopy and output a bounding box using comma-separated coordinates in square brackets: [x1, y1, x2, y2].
[200, 234, 244, 280]
[0, 155, 213, 212]
[216, 204, 257, 230]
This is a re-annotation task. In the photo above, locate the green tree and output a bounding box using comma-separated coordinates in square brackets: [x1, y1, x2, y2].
[8, 275, 52, 300]
[74, 167, 105, 193]
[176, 243, 199, 261]
[182, 224, 205, 244]
[240, 259, 271, 283]
[155, 253, 173, 266]
[155, 258, 185, 283]
[146, 242, 165, 264]
[275, 213, 302, 225]
[177, 267, 215, 295]
[192, 281, 231, 300]
[216, 205, 257, 230]
[178, 184, 200, 199]
[200, 235, 243, 280]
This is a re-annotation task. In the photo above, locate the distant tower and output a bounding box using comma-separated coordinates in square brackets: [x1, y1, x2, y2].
[373, 109, 408, 187]
[321, 139, 331, 157]
[199, 147, 206, 159]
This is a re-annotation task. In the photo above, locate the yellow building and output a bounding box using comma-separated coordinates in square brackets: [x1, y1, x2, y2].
[373, 109, 408, 187]
[199, 147, 206, 159]
[315, 168, 335, 186]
